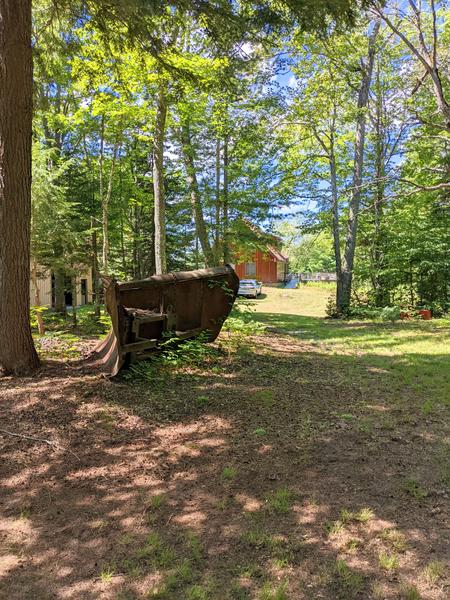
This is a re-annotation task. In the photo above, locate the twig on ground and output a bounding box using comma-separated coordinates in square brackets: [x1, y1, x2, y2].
[0, 427, 56, 447]
[0, 427, 80, 460]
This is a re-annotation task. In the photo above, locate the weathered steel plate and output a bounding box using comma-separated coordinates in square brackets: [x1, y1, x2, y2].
[91, 265, 239, 376]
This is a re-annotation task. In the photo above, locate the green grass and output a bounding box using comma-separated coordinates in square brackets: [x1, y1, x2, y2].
[247, 288, 450, 427]
[339, 507, 374, 524]
[403, 478, 428, 500]
[221, 466, 237, 481]
[333, 559, 364, 598]
[378, 551, 399, 571]
[195, 395, 209, 408]
[399, 583, 422, 600]
[253, 427, 267, 436]
[136, 532, 176, 568]
[380, 529, 407, 553]
[259, 581, 289, 600]
[148, 493, 166, 510]
[99, 566, 115, 583]
[422, 560, 446, 583]
[265, 487, 293, 514]
[244, 284, 332, 318]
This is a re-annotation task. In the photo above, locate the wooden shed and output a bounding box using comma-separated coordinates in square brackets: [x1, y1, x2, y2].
[30, 264, 94, 309]
[234, 246, 288, 284]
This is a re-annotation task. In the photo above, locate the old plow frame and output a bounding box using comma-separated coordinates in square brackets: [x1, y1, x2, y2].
[91, 265, 239, 376]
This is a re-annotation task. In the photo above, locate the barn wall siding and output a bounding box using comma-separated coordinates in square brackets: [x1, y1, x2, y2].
[29, 265, 93, 308]
[234, 250, 284, 284]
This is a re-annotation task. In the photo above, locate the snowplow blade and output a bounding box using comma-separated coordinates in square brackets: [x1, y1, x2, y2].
[91, 265, 239, 376]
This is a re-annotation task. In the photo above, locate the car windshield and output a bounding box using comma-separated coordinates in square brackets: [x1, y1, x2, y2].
[240, 280, 256, 285]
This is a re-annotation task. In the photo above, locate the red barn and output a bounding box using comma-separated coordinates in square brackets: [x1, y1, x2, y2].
[234, 246, 288, 284]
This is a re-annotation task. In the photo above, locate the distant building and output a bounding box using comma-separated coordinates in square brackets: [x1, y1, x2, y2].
[234, 246, 289, 284]
[298, 272, 337, 283]
[232, 220, 289, 284]
[30, 265, 93, 308]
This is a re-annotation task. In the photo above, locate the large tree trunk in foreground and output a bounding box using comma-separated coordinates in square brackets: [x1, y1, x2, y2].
[339, 21, 380, 313]
[153, 83, 167, 275]
[0, 0, 39, 374]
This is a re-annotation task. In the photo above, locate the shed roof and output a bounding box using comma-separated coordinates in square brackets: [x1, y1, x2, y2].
[268, 246, 288, 263]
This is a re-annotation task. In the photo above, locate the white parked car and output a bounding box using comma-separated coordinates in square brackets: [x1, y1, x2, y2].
[238, 279, 263, 298]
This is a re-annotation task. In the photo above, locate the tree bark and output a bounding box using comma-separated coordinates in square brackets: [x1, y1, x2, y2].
[71, 276, 77, 326]
[98, 115, 118, 276]
[54, 268, 66, 315]
[214, 137, 221, 263]
[179, 122, 215, 266]
[222, 135, 231, 264]
[339, 21, 380, 313]
[101, 141, 118, 276]
[372, 59, 388, 307]
[153, 83, 167, 275]
[0, 0, 39, 374]
[329, 137, 343, 309]
[91, 217, 101, 318]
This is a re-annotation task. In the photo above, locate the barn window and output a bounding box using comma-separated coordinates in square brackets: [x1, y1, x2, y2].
[245, 262, 256, 276]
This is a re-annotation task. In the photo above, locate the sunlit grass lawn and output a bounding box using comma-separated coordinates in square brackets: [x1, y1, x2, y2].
[240, 284, 450, 408]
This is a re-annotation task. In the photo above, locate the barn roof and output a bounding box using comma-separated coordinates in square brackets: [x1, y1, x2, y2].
[268, 246, 288, 263]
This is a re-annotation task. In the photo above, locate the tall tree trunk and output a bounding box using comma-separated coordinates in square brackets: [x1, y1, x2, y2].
[179, 122, 215, 266]
[101, 141, 118, 276]
[91, 217, 101, 318]
[153, 83, 167, 275]
[0, 0, 39, 374]
[54, 268, 66, 315]
[71, 276, 77, 326]
[372, 59, 388, 307]
[214, 138, 221, 263]
[339, 21, 380, 313]
[222, 135, 231, 264]
[31, 261, 45, 335]
[329, 136, 343, 309]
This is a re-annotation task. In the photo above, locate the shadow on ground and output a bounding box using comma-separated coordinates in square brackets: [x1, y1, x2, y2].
[0, 318, 449, 599]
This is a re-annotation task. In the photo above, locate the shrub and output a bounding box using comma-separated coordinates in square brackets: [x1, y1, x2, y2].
[348, 306, 383, 320]
[325, 295, 341, 318]
[380, 306, 401, 322]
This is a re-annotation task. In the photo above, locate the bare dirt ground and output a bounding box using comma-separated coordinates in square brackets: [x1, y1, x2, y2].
[0, 294, 449, 599]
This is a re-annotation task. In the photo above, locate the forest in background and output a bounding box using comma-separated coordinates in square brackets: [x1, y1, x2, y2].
[30, 0, 449, 320]
[0, 0, 449, 376]
[30, 1, 449, 318]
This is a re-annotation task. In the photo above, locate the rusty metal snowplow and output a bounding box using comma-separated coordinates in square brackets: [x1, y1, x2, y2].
[91, 265, 239, 376]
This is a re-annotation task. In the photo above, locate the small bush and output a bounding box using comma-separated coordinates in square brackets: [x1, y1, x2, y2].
[158, 331, 218, 367]
[348, 306, 384, 320]
[380, 306, 401, 322]
[325, 295, 341, 318]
